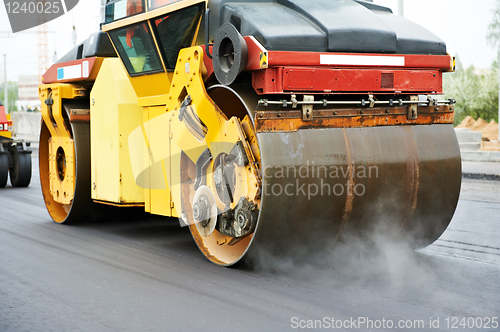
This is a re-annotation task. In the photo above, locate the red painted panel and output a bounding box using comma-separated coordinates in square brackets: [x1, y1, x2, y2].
[254, 67, 442, 94]
[283, 67, 391, 92]
[252, 67, 283, 94]
[243, 36, 267, 71]
[43, 57, 101, 84]
[203, 44, 215, 81]
[266, 51, 453, 71]
[0, 106, 7, 122]
[410, 71, 442, 92]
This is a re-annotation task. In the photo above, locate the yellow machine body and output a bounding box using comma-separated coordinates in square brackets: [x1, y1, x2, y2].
[0, 132, 12, 139]
[89, 48, 259, 221]
[90, 58, 145, 206]
[39, 84, 85, 205]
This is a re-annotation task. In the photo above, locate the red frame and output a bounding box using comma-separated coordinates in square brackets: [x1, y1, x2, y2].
[253, 67, 443, 94]
[246, 38, 452, 95]
[43, 57, 102, 84]
[0, 105, 11, 132]
[266, 51, 452, 70]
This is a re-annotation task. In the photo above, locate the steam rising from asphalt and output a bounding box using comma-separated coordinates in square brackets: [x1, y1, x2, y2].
[240, 212, 500, 321]
[246, 219, 439, 288]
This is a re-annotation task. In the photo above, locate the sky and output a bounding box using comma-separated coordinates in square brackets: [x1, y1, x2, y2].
[0, 1, 104, 83]
[375, 0, 498, 69]
[0, 0, 498, 82]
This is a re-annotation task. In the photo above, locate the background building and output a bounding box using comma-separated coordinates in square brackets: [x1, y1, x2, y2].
[17, 75, 40, 111]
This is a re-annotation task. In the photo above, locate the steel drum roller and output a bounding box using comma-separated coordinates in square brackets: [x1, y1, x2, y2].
[245, 124, 461, 262]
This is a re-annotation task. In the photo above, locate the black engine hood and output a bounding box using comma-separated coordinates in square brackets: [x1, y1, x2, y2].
[208, 0, 446, 55]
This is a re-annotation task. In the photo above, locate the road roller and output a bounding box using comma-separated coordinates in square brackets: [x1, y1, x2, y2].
[38, 0, 461, 266]
[0, 102, 32, 188]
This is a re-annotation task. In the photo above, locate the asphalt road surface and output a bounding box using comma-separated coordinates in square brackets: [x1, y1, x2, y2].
[0, 157, 499, 332]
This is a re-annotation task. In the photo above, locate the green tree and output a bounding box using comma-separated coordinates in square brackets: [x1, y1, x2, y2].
[441, 0, 500, 125]
[443, 58, 499, 125]
[488, 0, 500, 49]
[0, 81, 19, 113]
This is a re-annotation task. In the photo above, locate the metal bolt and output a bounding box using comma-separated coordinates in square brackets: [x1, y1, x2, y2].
[237, 214, 246, 226]
[193, 200, 208, 221]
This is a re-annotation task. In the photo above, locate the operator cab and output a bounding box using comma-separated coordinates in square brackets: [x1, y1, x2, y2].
[103, 0, 204, 77]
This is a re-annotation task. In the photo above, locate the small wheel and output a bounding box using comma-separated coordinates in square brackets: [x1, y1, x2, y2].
[9, 147, 31, 187]
[39, 101, 122, 224]
[0, 154, 8, 188]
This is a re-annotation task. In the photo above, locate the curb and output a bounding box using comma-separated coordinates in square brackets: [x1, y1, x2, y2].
[462, 173, 500, 181]
[460, 151, 500, 162]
